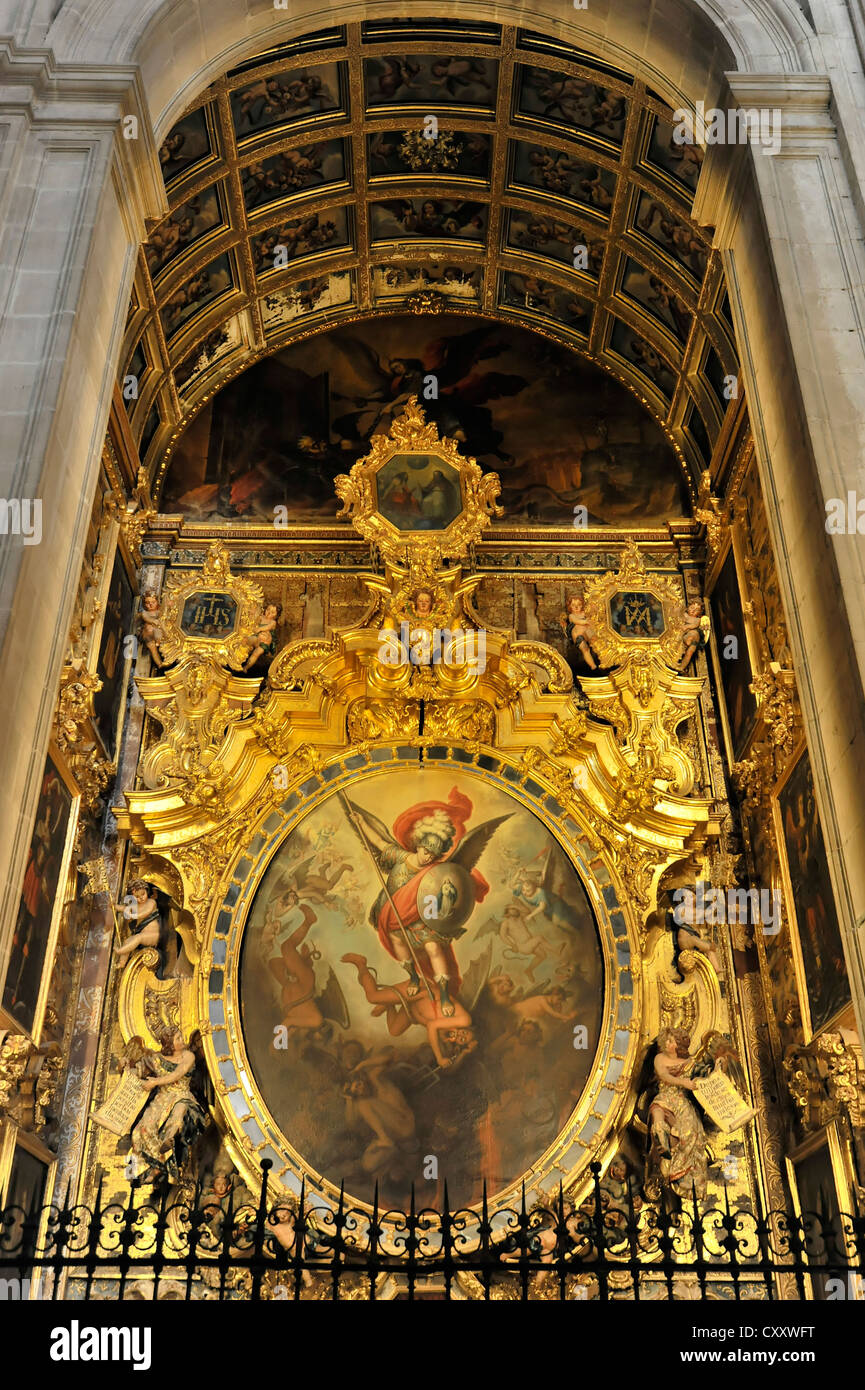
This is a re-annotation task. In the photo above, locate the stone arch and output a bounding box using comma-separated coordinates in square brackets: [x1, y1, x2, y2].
[38, 0, 819, 143]
[41, 0, 817, 81]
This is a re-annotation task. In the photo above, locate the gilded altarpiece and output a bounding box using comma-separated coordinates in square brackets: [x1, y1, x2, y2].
[76, 403, 781, 1295]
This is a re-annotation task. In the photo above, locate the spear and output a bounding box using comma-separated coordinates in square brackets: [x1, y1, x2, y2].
[336, 791, 434, 1002]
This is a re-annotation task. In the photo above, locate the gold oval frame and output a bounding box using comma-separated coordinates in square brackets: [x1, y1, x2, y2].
[199, 747, 643, 1219]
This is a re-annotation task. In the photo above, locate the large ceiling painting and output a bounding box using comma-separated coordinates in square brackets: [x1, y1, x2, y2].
[238, 770, 604, 1209]
[161, 314, 690, 525]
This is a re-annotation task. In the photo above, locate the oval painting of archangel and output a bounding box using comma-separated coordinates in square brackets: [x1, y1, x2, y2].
[239, 770, 604, 1210]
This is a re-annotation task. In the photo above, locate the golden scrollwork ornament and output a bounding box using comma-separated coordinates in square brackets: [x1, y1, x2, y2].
[157, 540, 265, 669]
[582, 540, 688, 670]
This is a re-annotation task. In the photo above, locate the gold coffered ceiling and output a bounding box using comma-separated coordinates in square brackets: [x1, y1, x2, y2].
[118, 19, 740, 500]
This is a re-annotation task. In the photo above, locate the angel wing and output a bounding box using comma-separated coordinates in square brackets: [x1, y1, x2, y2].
[288, 855, 319, 893]
[165, 903, 196, 976]
[316, 967, 350, 1030]
[516, 981, 559, 1001]
[329, 334, 392, 399]
[458, 370, 527, 405]
[450, 814, 513, 874]
[263, 862, 299, 902]
[540, 845, 577, 903]
[473, 914, 502, 941]
[263, 857, 329, 917]
[424, 323, 507, 387]
[118, 1035, 162, 1083]
[692, 1029, 747, 1089]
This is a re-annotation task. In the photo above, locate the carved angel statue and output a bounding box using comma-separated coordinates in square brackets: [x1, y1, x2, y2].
[199, 1163, 256, 1248]
[637, 1028, 751, 1202]
[646, 1026, 709, 1199]
[666, 883, 720, 973]
[128, 1026, 209, 1186]
[677, 598, 710, 673]
[243, 601, 281, 671]
[114, 878, 165, 971]
[137, 590, 165, 668]
[560, 594, 599, 670]
[113, 877, 192, 980]
[412, 587, 434, 618]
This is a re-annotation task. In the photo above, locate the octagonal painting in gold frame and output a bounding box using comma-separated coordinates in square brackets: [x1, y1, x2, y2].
[334, 395, 502, 561]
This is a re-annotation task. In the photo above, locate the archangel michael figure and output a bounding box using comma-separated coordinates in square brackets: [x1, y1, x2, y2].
[341, 786, 510, 1017]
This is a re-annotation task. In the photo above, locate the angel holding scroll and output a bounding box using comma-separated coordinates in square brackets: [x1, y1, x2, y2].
[647, 1026, 709, 1199]
[129, 1026, 209, 1185]
[642, 1027, 754, 1201]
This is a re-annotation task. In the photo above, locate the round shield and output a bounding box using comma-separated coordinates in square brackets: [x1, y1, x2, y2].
[414, 861, 476, 938]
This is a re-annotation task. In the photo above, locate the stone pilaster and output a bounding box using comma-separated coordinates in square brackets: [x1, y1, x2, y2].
[0, 40, 164, 988]
[695, 73, 865, 1037]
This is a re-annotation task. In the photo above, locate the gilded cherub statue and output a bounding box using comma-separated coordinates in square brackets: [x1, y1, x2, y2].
[114, 878, 167, 977]
[137, 590, 165, 668]
[677, 598, 709, 673]
[560, 594, 599, 670]
[243, 601, 281, 671]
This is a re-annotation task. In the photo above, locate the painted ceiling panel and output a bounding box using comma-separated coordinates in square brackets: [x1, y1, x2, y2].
[123, 21, 738, 483]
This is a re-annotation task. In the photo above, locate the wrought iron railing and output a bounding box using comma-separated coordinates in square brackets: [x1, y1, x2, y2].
[1, 1162, 863, 1301]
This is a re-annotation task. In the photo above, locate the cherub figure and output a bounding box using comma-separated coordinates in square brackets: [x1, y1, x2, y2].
[244, 602, 281, 670]
[667, 884, 720, 973]
[115, 878, 163, 968]
[265, 1203, 314, 1287]
[678, 598, 706, 672]
[560, 594, 598, 670]
[200, 1167, 256, 1248]
[158, 130, 185, 169]
[413, 587, 434, 618]
[138, 590, 165, 668]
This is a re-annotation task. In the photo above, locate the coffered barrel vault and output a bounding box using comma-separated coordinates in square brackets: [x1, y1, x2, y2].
[118, 21, 740, 499]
